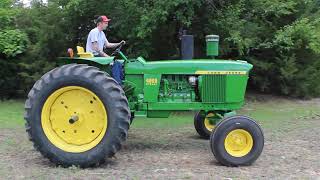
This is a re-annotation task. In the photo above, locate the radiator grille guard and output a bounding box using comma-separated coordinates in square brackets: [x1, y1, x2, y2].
[200, 75, 226, 103]
[199, 73, 248, 103]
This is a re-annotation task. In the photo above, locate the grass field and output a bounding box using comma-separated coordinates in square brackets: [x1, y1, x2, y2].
[2, 95, 319, 130]
[0, 94, 319, 179]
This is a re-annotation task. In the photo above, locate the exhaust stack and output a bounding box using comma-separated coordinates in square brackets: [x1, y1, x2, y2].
[181, 30, 194, 60]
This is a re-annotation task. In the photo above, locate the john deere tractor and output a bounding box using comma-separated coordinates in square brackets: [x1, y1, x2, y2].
[24, 35, 264, 168]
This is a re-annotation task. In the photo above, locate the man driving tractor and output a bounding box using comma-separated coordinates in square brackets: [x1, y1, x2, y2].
[86, 15, 125, 57]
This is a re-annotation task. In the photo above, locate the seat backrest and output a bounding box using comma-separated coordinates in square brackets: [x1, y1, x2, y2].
[76, 46, 94, 58]
[76, 46, 85, 53]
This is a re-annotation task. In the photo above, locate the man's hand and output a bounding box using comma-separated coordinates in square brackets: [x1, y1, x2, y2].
[120, 40, 126, 45]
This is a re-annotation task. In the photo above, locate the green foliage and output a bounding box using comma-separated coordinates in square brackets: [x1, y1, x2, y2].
[1, 0, 320, 98]
[0, 1, 55, 99]
[0, 30, 29, 57]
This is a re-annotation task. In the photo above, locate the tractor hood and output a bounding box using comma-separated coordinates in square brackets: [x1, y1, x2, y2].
[125, 57, 253, 75]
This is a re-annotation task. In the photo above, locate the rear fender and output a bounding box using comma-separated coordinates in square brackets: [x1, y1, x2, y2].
[57, 57, 116, 75]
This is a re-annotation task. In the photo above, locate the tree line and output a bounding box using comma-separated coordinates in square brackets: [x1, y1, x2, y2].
[0, 0, 320, 98]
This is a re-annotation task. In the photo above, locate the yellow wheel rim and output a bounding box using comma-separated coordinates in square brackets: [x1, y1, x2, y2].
[204, 113, 215, 131]
[41, 86, 107, 153]
[224, 129, 253, 157]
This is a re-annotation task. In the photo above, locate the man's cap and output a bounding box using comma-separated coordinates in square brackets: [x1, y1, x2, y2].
[96, 15, 111, 23]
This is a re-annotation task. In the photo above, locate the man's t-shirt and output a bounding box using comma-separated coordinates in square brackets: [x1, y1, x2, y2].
[86, 28, 108, 55]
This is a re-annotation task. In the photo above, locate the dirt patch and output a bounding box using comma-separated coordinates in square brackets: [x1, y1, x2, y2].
[0, 117, 320, 179]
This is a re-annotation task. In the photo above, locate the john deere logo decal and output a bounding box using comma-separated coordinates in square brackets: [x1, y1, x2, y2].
[195, 71, 247, 75]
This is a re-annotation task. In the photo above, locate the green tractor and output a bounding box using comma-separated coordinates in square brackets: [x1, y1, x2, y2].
[24, 35, 264, 168]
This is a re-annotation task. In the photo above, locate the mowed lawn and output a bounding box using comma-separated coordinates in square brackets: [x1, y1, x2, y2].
[1, 96, 319, 130]
[0, 100, 25, 128]
[0, 95, 319, 179]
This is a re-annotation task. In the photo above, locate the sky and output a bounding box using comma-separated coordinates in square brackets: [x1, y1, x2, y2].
[21, 0, 48, 7]
[22, 0, 30, 6]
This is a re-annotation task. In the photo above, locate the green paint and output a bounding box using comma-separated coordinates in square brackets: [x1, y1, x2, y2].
[58, 56, 115, 65]
[125, 58, 252, 75]
[147, 102, 243, 111]
[143, 74, 161, 102]
[226, 75, 248, 102]
[125, 56, 252, 116]
[147, 110, 171, 118]
[119, 51, 128, 62]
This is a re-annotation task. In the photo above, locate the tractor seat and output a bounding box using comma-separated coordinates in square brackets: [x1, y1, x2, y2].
[76, 46, 94, 58]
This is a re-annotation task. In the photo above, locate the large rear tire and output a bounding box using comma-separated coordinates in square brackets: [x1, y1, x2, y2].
[24, 64, 130, 168]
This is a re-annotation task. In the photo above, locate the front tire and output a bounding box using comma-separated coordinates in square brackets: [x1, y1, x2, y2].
[194, 111, 216, 139]
[24, 64, 130, 167]
[210, 115, 264, 166]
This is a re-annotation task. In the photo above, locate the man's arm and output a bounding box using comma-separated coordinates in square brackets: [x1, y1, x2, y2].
[92, 42, 109, 57]
[105, 40, 126, 49]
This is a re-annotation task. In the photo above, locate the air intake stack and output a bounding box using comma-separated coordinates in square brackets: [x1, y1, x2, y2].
[206, 35, 219, 58]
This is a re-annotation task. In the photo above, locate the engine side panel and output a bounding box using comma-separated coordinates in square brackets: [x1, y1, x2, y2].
[124, 58, 252, 118]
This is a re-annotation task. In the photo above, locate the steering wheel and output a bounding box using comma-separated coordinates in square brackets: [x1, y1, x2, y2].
[111, 41, 125, 56]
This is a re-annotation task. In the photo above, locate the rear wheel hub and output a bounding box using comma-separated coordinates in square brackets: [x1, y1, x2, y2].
[41, 86, 108, 153]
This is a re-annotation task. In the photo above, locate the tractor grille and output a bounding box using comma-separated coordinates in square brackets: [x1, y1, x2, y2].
[201, 75, 226, 102]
